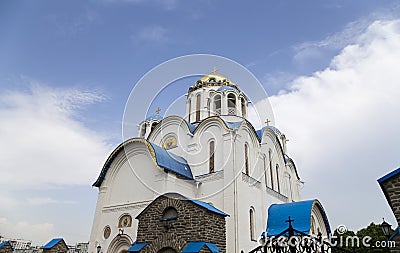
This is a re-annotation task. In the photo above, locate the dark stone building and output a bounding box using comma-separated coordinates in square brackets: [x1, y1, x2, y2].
[378, 168, 400, 252]
[126, 192, 229, 253]
[41, 238, 68, 253]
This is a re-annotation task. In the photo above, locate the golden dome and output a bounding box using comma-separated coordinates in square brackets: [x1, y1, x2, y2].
[198, 73, 230, 83]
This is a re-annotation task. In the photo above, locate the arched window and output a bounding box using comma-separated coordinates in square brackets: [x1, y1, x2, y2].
[249, 207, 256, 241]
[276, 164, 280, 193]
[244, 143, 249, 175]
[140, 123, 146, 137]
[214, 95, 221, 115]
[269, 150, 274, 190]
[241, 97, 246, 117]
[151, 122, 158, 132]
[209, 140, 215, 173]
[196, 94, 201, 121]
[161, 207, 178, 221]
[228, 93, 236, 115]
[188, 98, 191, 122]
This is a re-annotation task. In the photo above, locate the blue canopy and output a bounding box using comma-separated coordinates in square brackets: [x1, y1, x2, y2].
[0, 241, 10, 249]
[266, 200, 331, 237]
[181, 242, 220, 253]
[126, 241, 147, 252]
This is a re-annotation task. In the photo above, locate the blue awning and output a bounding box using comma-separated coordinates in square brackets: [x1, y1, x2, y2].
[126, 241, 147, 252]
[181, 242, 220, 253]
[0, 241, 10, 248]
[266, 200, 331, 237]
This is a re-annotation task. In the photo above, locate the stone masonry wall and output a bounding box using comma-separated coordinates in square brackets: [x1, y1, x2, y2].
[380, 175, 400, 253]
[136, 195, 226, 253]
[42, 241, 68, 253]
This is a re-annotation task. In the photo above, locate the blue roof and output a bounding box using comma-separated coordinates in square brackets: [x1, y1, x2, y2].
[126, 241, 147, 252]
[217, 85, 239, 93]
[145, 114, 163, 121]
[0, 241, 10, 248]
[182, 242, 220, 253]
[149, 142, 194, 180]
[378, 168, 400, 183]
[184, 119, 196, 133]
[189, 199, 229, 217]
[266, 200, 331, 237]
[42, 238, 64, 249]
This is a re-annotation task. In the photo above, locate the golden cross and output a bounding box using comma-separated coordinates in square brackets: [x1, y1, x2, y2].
[265, 119, 271, 126]
[211, 66, 218, 74]
[155, 107, 161, 115]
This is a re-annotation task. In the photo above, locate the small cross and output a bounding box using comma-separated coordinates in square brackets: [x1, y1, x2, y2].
[155, 107, 161, 115]
[286, 216, 294, 226]
[265, 118, 271, 126]
[211, 66, 219, 74]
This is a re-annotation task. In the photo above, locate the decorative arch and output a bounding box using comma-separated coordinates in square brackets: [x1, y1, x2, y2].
[244, 143, 250, 175]
[209, 139, 215, 173]
[213, 94, 221, 115]
[241, 96, 247, 117]
[107, 234, 132, 253]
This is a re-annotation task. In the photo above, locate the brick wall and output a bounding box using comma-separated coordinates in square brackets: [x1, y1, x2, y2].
[136, 195, 226, 253]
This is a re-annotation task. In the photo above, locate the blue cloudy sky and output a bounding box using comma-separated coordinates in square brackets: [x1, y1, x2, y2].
[1, 0, 400, 245]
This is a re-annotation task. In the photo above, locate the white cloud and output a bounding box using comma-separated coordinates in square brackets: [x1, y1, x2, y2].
[0, 217, 55, 245]
[0, 83, 111, 188]
[250, 19, 400, 230]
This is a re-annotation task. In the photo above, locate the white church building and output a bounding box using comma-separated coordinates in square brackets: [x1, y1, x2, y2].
[88, 72, 331, 253]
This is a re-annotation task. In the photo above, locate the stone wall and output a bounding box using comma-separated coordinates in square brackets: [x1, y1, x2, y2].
[136, 195, 226, 253]
[380, 175, 400, 252]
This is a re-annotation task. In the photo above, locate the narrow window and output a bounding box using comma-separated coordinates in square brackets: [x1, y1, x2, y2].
[245, 144, 249, 175]
[263, 156, 268, 187]
[188, 98, 191, 122]
[250, 208, 255, 241]
[196, 94, 201, 121]
[228, 93, 236, 115]
[140, 123, 146, 137]
[214, 95, 221, 115]
[209, 140, 215, 173]
[241, 97, 246, 117]
[276, 164, 280, 193]
[269, 150, 274, 190]
[151, 122, 158, 132]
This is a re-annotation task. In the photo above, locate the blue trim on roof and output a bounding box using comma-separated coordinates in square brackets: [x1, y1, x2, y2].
[388, 226, 400, 241]
[0, 241, 10, 248]
[378, 168, 400, 183]
[126, 241, 147, 252]
[145, 114, 163, 121]
[182, 242, 220, 253]
[266, 200, 331, 237]
[189, 199, 229, 217]
[42, 238, 64, 249]
[149, 142, 194, 180]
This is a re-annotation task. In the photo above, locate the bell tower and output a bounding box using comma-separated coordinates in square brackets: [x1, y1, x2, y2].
[186, 69, 249, 123]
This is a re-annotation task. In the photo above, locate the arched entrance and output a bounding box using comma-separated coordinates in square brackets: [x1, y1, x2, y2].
[157, 247, 178, 253]
[107, 235, 132, 253]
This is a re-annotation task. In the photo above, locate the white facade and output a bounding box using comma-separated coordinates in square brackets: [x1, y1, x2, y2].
[88, 73, 316, 253]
